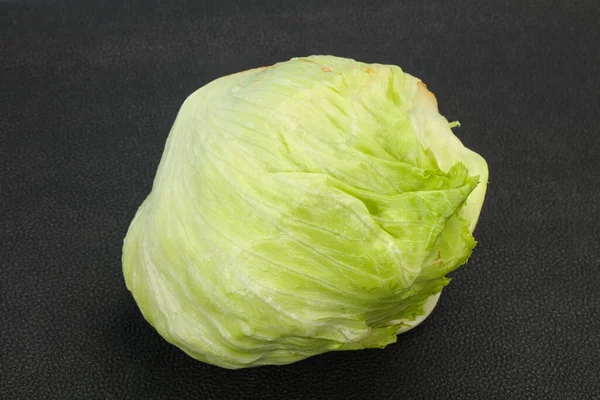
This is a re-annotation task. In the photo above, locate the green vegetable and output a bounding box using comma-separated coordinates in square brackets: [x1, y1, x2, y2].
[122, 55, 488, 369]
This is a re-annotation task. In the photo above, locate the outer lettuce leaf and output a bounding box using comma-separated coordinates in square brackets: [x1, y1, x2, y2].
[122, 55, 488, 369]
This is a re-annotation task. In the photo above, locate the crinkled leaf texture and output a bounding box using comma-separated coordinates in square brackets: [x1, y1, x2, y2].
[122, 55, 488, 369]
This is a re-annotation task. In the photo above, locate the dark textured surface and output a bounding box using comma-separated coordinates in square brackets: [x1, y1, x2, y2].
[2, 1, 599, 399]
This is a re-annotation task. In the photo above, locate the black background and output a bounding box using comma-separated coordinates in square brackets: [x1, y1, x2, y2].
[2, 1, 599, 399]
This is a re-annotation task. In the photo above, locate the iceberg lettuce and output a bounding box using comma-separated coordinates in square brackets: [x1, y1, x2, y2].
[123, 55, 488, 369]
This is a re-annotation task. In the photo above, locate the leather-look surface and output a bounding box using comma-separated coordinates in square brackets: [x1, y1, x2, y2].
[1, 1, 599, 399]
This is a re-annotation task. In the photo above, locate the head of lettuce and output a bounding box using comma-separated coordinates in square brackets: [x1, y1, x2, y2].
[122, 55, 488, 369]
